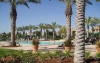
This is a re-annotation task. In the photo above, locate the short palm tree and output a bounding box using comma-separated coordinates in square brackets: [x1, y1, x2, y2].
[85, 16, 92, 38]
[90, 19, 99, 38]
[38, 23, 44, 39]
[50, 22, 58, 40]
[28, 25, 34, 40]
[33, 26, 38, 38]
[58, 26, 67, 39]
[43, 24, 50, 40]
[0, 0, 40, 46]
[93, 17, 100, 37]
[74, 0, 85, 63]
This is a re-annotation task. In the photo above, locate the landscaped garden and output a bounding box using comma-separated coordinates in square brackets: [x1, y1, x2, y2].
[1, 49, 100, 63]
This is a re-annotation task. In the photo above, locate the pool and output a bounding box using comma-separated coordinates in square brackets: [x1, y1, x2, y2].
[18, 41, 63, 45]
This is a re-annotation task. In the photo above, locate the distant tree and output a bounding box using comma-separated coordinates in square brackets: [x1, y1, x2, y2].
[85, 16, 92, 38]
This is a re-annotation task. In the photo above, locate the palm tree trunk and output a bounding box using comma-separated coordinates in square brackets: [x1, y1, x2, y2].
[99, 26, 100, 38]
[92, 27, 94, 38]
[46, 30, 47, 40]
[53, 29, 55, 40]
[10, 8, 17, 46]
[66, 15, 71, 41]
[74, 0, 85, 63]
[86, 25, 89, 38]
[30, 30, 32, 40]
[40, 28, 42, 39]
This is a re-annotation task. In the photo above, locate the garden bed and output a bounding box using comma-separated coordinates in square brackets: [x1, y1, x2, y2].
[0, 49, 100, 63]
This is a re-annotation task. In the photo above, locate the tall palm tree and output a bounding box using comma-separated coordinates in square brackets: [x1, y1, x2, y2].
[85, 16, 92, 38]
[60, 0, 74, 42]
[0, 0, 40, 46]
[74, 0, 85, 63]
[50, 22, 58, 40]
[60, 0, 92, 42]
[38, 23, 44, 39]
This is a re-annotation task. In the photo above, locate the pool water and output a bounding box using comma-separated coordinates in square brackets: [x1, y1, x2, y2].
[18, 41, 63, 45]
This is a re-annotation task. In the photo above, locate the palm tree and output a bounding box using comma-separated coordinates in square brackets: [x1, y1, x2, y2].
[60, 0, 74, 42]
[0, 0, 40, 46]
[38, 23, 44, 39]
[85, 16, 92, 38]
[60, 0, 92, 42]
[90, 19, 99, 38]
[93, 17, 100, 37]
[28, 25, 34, 40]
[58, 26, 67, 39]
[74, 0, 85, 63]
[43, 24, 50, 40]
[16, 27, 21, 39]
[33, 26, 38, 38]
[21, 26, 26, 39]
[50, 22, 58, 40]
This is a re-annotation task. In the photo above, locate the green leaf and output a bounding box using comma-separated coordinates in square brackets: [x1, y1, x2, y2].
[27, 0, 41, 4]
[86, 0, 93, 5]
[96, 0, 100, 2]
[16, 0, 30, 8]
[0, 0, 5, 2]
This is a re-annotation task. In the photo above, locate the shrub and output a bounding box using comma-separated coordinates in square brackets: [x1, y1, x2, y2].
[85, 51, 90, 58]
[96, 41, 100, 48]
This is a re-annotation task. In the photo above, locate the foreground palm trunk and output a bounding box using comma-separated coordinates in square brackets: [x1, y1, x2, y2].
[74, 0, 85, 63]
[10, 7, 17, 46]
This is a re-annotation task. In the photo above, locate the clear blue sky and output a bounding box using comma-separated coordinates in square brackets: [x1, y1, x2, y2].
[0, 0, 100, 33]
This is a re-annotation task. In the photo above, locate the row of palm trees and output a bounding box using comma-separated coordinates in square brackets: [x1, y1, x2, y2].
[16, 22, 63, 40]
[1, 0, 100, 62]
[85, 17, 100, 38]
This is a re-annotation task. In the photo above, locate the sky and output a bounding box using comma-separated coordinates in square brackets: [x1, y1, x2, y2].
[0, 0, 100, 33]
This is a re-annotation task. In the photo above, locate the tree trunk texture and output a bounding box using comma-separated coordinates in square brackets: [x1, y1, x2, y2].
[74, 0, 85, 63]
[66, 15, 71, 41]
[10, 7, 17, 46]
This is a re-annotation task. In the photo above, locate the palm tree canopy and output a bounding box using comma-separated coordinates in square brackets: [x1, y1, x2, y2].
[90, 19, 99, 27]
[96, 0, 100, 2]
[28, 25, 33, 30]
[85, 16, 92, 26]
[38, 23, 44, 29]
[59, 0, 92, 6]
[0, 0, 40, 8]
[93, 17, 100, 25]
[50, 22, 58, 29]
[0, 0, 5, 2]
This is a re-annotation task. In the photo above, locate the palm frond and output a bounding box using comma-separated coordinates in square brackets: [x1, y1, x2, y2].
[27, 0, 41, 4]
[16, 0, 30, 8]
[96, 0, 100, 2]
[85, 0, 92, 5]
[0, 0, 5, 2]
[71, 0, 75, 6]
